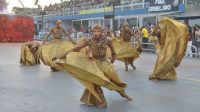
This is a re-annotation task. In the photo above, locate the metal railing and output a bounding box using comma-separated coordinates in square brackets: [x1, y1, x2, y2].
[34, 32, 200, 59]
[198, 47, 200, 58]
[138, 42, 200, 58]
[33, 2, 147, 21]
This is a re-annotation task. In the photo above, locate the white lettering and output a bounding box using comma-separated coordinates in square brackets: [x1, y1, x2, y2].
[148, 5, 171, 12]
[155, 0, 165, 5]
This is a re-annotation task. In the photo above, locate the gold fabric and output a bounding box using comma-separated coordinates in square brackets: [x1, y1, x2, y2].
[20, 42, 41, 66]
[55, 52, 126, 105]
[107, 38, 140, 63]
[40, 39, 74, 69]
[149, 36, 160, 54]
[149, 17, 189, 80]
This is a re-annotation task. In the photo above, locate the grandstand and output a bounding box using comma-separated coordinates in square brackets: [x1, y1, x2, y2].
[8, 0, 199, 44]
[0, 0, 8, 14]
[27, 0, 186, 39]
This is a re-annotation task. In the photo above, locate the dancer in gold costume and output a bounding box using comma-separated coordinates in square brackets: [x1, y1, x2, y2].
[41, 20, 75, 71]
[53, 24, 132, 108]
[116, 22, 142, 71]
[149, 17, 189, 82]
[20, 41, 41, 65]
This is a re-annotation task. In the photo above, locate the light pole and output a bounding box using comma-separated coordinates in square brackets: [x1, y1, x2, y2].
[39, 6, 46, 35]
[112, 4, 115, 30]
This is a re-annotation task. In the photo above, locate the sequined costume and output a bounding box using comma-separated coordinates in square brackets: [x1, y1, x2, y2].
[20, 41, 41, 65]
[149, 17, 189, 81]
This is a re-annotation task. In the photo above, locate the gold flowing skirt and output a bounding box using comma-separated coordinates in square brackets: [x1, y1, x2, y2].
[20, 43, 41, 65]
[40, 39, 74, 69]
[149, 17, 189, 80]
[107, 39, 140, 64]
[55, 52, 126, 105]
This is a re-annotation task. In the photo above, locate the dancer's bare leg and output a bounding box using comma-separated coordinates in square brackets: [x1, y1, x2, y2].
[94, 85, 107, 108]
[116, 90, 133, 101]
[124, 58, 128, 71]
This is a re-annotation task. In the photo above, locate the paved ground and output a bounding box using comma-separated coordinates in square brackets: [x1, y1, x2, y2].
[0, 43, 200, 112]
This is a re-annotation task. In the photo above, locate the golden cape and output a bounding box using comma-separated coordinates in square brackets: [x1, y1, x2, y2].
[150, 17, 189, 80]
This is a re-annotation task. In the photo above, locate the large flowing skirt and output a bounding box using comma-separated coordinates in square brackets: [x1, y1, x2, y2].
[55, 52, 126, 105]
[149, 17, 189, 80]
[107, 38, 140, 64]
[40, 39, 75, 70]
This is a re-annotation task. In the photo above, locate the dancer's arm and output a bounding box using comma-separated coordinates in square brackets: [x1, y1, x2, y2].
[42, 30, 52, 44]
[107, 39, 116, 63]
[63, 28, 76, 45]
[54, 40, 88, 60]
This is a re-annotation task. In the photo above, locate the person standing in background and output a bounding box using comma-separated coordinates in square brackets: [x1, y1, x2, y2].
[141, 25, 149, 50]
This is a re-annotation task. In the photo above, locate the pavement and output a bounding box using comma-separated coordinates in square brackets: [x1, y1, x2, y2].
[0, 43, 200, 112]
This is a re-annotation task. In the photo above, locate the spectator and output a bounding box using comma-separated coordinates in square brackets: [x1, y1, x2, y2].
[195, 27, 200, 49]
[187, 26, 193, 58]
[141, 25, 149, 50]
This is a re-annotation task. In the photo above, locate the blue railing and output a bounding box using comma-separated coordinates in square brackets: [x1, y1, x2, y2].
[34, 3, 148, 21]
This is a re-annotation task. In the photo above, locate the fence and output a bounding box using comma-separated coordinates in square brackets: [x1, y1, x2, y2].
[135, 41, 200, 58]
[34, 32, 200, 59]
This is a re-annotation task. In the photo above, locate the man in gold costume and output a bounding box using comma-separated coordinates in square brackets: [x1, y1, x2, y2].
[20, 41, 41, 65]
[53, 24, 132, 108]
[119, 22, 141, 71]
[149, 17, 189, 82]
[41, 20, 75, 71]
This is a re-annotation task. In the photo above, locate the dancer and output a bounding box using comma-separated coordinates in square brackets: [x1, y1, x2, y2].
[53, 24, 132, 108]
[118, 22, 142, 71]
[20, 41, 41, 65]
[149, 17, 189, 82]
[41, 20, 75, 71]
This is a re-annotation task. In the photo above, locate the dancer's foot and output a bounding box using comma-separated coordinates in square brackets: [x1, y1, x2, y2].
[125, 66, 128, 71]
[97, 101, 107, 108]
[149, 77, 160, 82]
[131, 65, 136, 70]
[118, 91, 133, 101]
[51, 67, 59, 72]
[122, 94, 133, 101]
[151, 79, 160, 82]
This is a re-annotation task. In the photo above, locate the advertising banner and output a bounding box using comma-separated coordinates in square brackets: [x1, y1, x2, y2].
[145, 0, 182, 12]
[0, 15, 34, 42]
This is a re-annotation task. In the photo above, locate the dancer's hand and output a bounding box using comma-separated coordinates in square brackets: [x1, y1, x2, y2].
[42, 41, 46, 45]
[57, 52, 69, 60]
[111, 58, 115, 63]
[72, 41, 76, 45]
[52, 57, 58, 61]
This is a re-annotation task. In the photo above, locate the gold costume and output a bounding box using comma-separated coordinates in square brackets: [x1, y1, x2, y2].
[110, 37, 140, 63]
[55, 35, 130, 107]
[112, 24, 141, 71]
[41, 21, 75, 71]
[20, 42, 41, 65]
[149, 17, 189, 80]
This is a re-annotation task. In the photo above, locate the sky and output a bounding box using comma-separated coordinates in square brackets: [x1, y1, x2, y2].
[6, 0, 69, 12]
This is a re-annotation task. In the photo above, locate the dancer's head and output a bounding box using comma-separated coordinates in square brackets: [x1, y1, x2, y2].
[124, 22, 129, 31]
[56, 20, 63, 28]
[92, 24, 102, 39]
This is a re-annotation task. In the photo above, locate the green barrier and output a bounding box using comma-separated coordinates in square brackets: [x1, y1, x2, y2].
[79, 6, 113, 15]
